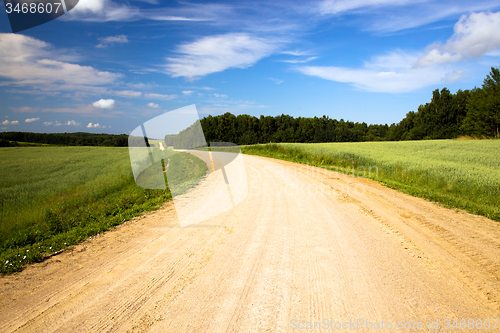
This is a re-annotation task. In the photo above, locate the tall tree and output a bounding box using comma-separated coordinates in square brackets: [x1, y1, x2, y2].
[462, 66, 500, 138]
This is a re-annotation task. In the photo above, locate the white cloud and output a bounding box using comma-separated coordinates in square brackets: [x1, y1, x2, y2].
[364, 51, 418, 70]
[297, 10, 500, 93]
[68, 0, 139, 21]
[298, 51, 450, 93]
[73, 0, 106, 13]
[416, 49, 463, 67]
[145, 93, 177, 100]
[182, 90, 194, 95]
[92, 98, 115, 109]
[2, 120, 19, 125]
[282, 50, 313, 56]
[100, 35, 128, 44]
[213, 93, 227, 98]
[146, 102, 159, 108]
[416, 11, 500, 67]
[165, 33, 281, 78]
[87, 122, 105, 128]
[67, 120, 80, 126]
[148, 15, 208, 22]
[96, 35, 128, 48]
[25, 117, 39, 123]
[43, 120, 79, 126]
[114, 90, 142, 97]
[0, 33, 120, 90]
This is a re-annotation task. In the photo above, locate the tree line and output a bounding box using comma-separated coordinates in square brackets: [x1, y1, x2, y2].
[0, 132, 129, 147]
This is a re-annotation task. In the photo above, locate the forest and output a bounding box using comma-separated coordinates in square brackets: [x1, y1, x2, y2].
[0, 132, 129, 147]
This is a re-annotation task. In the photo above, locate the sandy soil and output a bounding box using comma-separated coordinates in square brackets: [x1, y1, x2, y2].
[1, 155, 499, 332]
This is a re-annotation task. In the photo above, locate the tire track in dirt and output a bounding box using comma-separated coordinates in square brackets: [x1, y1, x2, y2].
[274, 158, 500, 313]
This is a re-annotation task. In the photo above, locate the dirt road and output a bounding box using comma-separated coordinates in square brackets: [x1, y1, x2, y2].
[1, 155, 499, 332]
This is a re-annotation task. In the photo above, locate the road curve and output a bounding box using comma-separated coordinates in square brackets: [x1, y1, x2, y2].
[1, 155, 499, 332]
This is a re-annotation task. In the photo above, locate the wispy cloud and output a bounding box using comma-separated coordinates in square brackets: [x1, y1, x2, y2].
[165, 33, 282, 79]
[145, 93, 177, 100]
[269, 77, 284, 84]
[42, 104, 122, 117]
[25, 117, 39, 123]
[443, 70, 465, 83]
[148, 15, 210, 22]
[281, 50, 313, 56]
[10, 106, 36, 113]
[317, 0, 422, 15]
[114, 90, 142, 97]
[297, 51, 452, 93]
[96, 35, 129, 48]
[282, 56, 318, 64]
[311, 0, 500, 34]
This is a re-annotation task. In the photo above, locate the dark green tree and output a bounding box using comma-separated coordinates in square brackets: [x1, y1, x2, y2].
[462, 66, 500, 138]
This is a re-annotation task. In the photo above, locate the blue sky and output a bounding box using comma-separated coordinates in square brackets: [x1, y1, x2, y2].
[1, 0, 500, 134]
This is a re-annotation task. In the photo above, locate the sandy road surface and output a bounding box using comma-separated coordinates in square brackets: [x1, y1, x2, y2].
[1, 155, 499, 332]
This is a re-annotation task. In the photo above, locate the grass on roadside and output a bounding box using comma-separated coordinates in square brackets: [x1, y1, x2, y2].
[0, 146, 207, 274]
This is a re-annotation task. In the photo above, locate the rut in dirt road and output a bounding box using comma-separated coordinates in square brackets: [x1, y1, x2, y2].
[0, 155, 499, 332]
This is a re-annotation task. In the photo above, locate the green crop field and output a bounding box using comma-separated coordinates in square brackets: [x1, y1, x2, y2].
[0, 146, 207, 274]
[242, 140, 500, 222]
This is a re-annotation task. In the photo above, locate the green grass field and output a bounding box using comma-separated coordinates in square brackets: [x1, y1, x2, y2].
[0, 146, 207, 274]
[242, 140, 500, 222]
